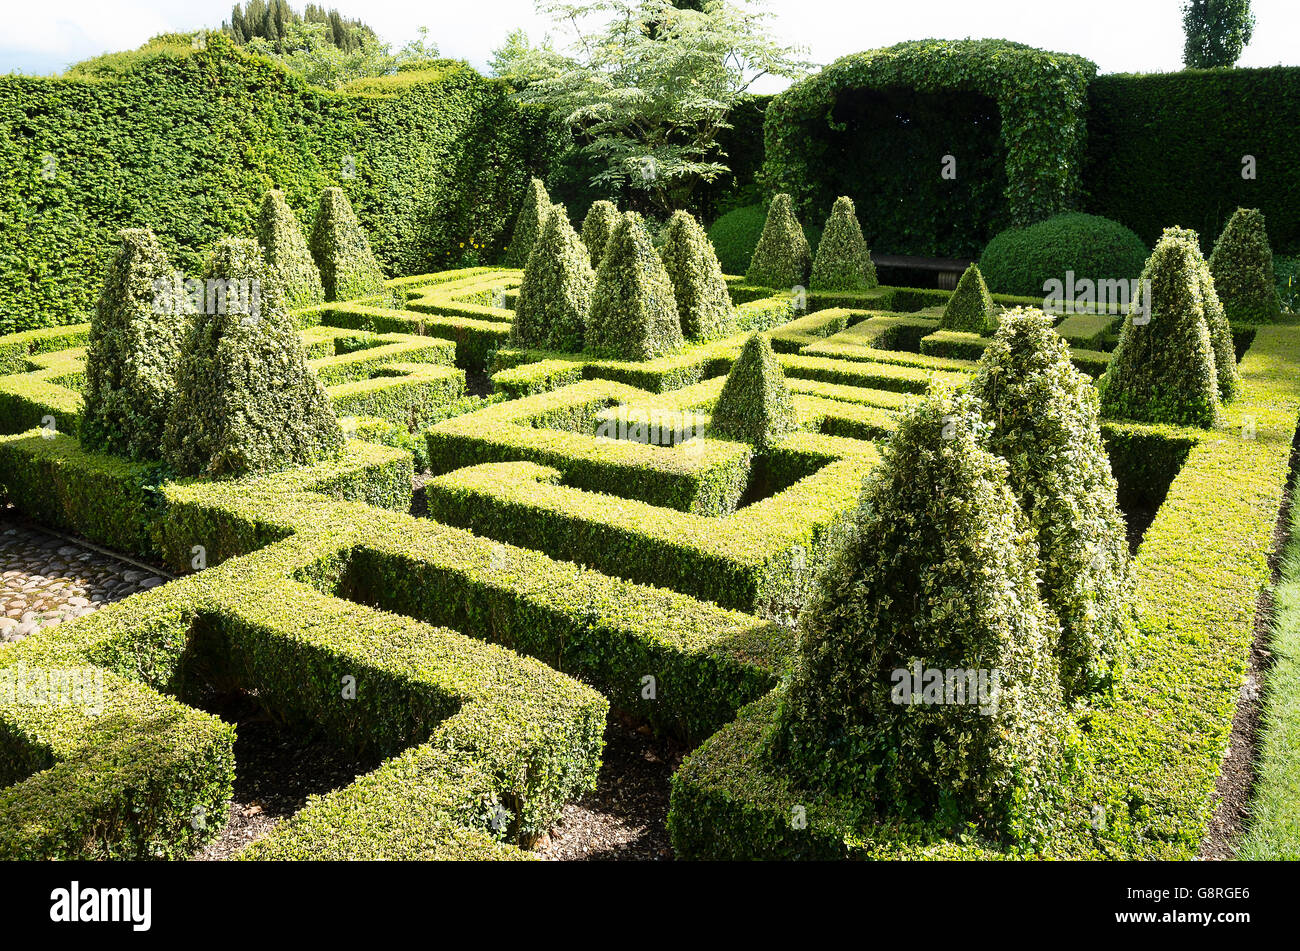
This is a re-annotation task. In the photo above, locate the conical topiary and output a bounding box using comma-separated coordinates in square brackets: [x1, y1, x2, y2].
[1098, 230, 1220, 427]
[585, 212, 684, 360]
[505, 178, 551, 268]
[163, 238, 344, 477]
[1209, 207, 1281, 323]
[767, 388, 1073, 844]
[941, 263, 997, 333]
[1166, 226, 1239, 402]
[970, 308, 1132, 698]
[745, 194, 811, 289]
[658, 210, 737, 343]
[308, 187, 386, 302]
[82, 228, 186, 460]
[708, 333, 798, 450]
[810, 196, 878, 291]
[512, 204, 595, 352]
[258, 188, 324, 310]
[580, 200, 619, 270]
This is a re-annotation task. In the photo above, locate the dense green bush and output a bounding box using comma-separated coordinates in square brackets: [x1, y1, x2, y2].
[708, 204, 766, 276]
[309, 187, 387, 302]
[970, 308, 1132, 697]
[1098, 228, 1221, 427]
[580, 200, 619, 270]
[1173, 226, 1240, 401]
[512, 204, 595, 352]
[164, 238, 344, 476]
[505, 178, 551, 268]
[586, 213, 684, 360]
[978, 213, 1149, 299]
[0, 33, 562, 333]
[940, 264, 996, 333]
[708, 333, 798, 451]
[768, 388, 1074, 845]
[1209, 207, 1282, 323]
[810, 196, 878, 291]
[745, 195, 811, 289]
[658, 211, 736, 342]
[81, 228, 186, 461]
[258, 189, 324, 309]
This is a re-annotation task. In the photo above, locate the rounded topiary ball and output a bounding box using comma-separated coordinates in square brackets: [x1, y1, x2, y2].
[978, 213, 1149, 299]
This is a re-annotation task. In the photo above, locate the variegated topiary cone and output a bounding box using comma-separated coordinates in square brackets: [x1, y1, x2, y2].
[745, 194, 811, 289]
[513, 204, 595, 352]
[585, 212, 684, 360]
[811, 196, 878, 291]
[1164, 226, 1239, 402]
[658, 210, 736, 342]
[1209, 207, 1281, 323]
[505, 177, 552, 269]
[580, 200, 619, 270]
[258, 188, 324, 310]
[308, 187, 386, 302]
[708, 332, 797, 451]
[940, 263, 997, 334]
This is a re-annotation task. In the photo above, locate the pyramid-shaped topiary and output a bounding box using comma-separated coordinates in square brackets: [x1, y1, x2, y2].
[82, 228, 187, 460]
[1098, 230, 1221, 427]
[745, 194, 811, 289]
[658, 210, 737, 343]
[585, 212, 684, 360]
[580, 200, 619, 270]
[308, 187, 386, 302]
[512, 204, 595, 352]
[940, 263, 997, 333]
[258, 188, 324, 310]
[708, 333, 798, 451]
[810, 196, 878, 291]
[768, 388, 1073, 844]
[505, 178, 552, 268]
[970, 308, 1133, 698]
[1166, 226, 1239, 402]
[163, 238, 344, 477]
[1209, 207, 1281, 323]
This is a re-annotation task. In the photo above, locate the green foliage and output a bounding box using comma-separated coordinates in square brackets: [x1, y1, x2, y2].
[512, 204, 595, 352]
[1182, 0, 1255, 69]
[505, 178, 552, 268]
[708, 203, 767, 275]
[0, 35, 562, 333]
[580, 200, 619, 269]
[81, 229, 186, 461]
[258, 189, 325, 309]
[586, 212, 684, 360]
[768, 389, 1074, 845]
[940, 264, 996, 333]
[708, 333, 797, 451]
[1174, 226, 1240, 401]
[1209, 207, 1281, 323]
[978, 213, 1150, 299]
[1098, 229, 1221, 427]
[810, 196, 877, 291]
[163, 238, 345, 477]
[764, 40, 1096, 257]
[225, 1, 378, 52]
[970, 308, 1132, 697]
[658, 210, 736, 342]
[745, 195, 811, 289]
[308, 187, 387, 302]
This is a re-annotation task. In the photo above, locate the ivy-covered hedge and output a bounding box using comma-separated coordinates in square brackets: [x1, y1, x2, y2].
[0, 33, 562, 333]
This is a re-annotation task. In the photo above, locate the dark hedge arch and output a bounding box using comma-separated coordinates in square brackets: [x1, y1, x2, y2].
[763, 40, 1096, 254]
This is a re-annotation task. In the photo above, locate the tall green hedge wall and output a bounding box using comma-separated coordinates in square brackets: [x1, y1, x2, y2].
[0, 33, 562, 333]
[1085, 67, 1300, 253]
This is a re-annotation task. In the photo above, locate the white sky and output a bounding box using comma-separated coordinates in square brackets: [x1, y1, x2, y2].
[2, 0, 1297, 83]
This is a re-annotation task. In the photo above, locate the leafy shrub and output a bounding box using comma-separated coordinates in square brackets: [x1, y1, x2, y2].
[505, 178, 551, 268]
[708, 333, 797, 451]
[309, 188, 387, 302]
[658, 210, 736, 342]
[258, 189, 324, 310]
[970, 308, 1133, 697]
[1209, 207, 1282, 323]
[767, 388, 1074, 845]
[810, 196, 878, 291]
[586, 212, 684, 360]
[1098, 228, 1221, 427]
[940, 263, 996, 333]
[82, 228, 186, 461]
[512, 204, 595, 352]
[164, 238, 344, 477]
[746, 194, 812, 289]
[580, 200, 619, 269]
[709, 203, 767, 276]
[978, 213, 1150, 299]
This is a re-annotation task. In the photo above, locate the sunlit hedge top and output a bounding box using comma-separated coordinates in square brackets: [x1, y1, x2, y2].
[763, 39, 1096, 229]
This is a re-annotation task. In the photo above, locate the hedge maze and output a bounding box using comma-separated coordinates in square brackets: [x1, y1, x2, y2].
[2, 260, 1298, 862]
